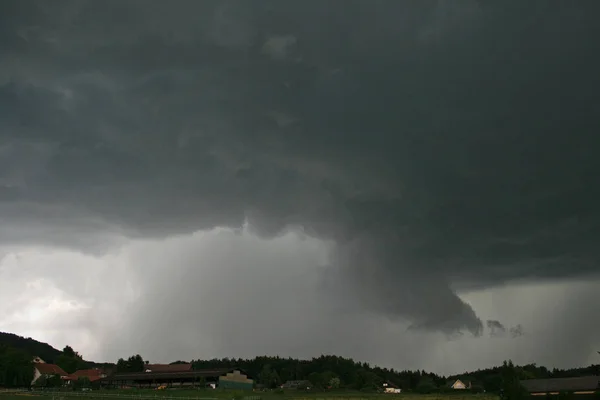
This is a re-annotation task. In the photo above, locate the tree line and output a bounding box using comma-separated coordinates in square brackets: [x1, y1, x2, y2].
[1, 330, 599, 394]
[189, 355, 599, 394]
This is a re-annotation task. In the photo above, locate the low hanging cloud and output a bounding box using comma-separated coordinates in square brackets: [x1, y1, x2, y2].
[486, 320, 525, 339]
[1, 0, 600, 348]
[486, 320, 507, 337]
[510, 325, 525, 339]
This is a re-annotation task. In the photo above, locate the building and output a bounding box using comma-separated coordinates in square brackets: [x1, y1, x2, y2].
[31, 363, 69, 385]
[382, 382, 401, 393]
[100, 368, 252, 389]
[218, 370, 254, 390]
[281, 380, 312, 390]
[450, 379, 470, 389]
[520, 376, 600, 396]
[67, 368, 108, 385]
[32, 356, 46, 364]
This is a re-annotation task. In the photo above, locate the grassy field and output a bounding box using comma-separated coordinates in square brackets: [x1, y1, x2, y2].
[0, 390, 499, 400]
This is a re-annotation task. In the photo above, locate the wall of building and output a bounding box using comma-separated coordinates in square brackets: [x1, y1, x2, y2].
[219, 370, 253, 390]
[31, 368, 41, 385]
[219, 380, 253, 390]
[452, 380, 467, 389]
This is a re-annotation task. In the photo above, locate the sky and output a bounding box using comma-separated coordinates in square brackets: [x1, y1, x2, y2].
[1, 0, 600, 376]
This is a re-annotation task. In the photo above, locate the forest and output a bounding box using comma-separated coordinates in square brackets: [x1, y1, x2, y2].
[1, 331, 598, 392]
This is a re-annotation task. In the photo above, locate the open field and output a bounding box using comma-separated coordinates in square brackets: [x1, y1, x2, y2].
[0, 390, 499, 400]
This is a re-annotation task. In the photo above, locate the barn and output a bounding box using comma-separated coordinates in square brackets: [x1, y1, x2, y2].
[520, 376, 600, 396]
[100, 365, 253, 390]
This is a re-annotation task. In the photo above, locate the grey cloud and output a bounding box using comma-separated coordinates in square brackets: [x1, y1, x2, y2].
[1, 0, 600, 340]
[510, 325, 525, 338]
[485, 320, 525, 339]
[487, 320, 507, 337]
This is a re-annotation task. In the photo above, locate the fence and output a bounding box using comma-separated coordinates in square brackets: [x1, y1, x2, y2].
[0, 392, 379, 400]
[30, 393, 219, 400]
[0, 389, 28, 394]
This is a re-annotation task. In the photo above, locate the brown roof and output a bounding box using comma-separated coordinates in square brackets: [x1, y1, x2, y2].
[521, 377, 600, 393]
[69, 369, 105, 382]
[144, 363, 192, 373]
[35, 364, 68, 376]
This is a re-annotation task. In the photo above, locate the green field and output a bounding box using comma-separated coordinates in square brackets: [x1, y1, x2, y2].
[0, 390, 499, 400]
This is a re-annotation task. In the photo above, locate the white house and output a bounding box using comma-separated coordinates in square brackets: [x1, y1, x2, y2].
[31, 363, 69, 386]
[383, 382, 402, 393]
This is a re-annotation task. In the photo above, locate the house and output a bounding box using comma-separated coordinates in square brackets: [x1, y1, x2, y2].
[144, 363, 192, 373]
[32, 356, 46, 364]
[450, 379, 470, 389]
[383, 382, 402, 393]
[520, 376, 600, 396]
[31, 363, 69, 385]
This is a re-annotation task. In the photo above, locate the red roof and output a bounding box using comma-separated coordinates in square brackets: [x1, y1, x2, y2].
[69, 369, 105, 382]
[35, 364, 68, 376]
[145, 364, 192, 373]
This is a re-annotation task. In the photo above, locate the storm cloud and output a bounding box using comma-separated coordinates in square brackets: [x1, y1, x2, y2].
[1, 0, 600, 366]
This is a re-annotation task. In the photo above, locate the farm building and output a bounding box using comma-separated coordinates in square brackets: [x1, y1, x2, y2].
[382, 382, 401, 393]
[450, 379, 470, 389]
[218, 370, 254, 390]
[31, 362, 69, 385]
[66, 368, 107, 384]
[520, 376, 600, 396]
[100, 367, 253, 389]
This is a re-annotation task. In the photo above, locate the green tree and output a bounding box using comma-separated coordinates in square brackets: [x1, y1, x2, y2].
[116, 358, 127, 372]
[0, 344, 34, 387]
[57, 346, 87, 374]
[63, 346, 76, 358]
[34, 375, 48, 388]
[329, 377, 341, 389]
[501, 360, 529, 400]
[307, 372, 323, 388]
[128, 354, 146, 372]
[73, 376, 91, 390]
[116, 354, 146, 372]
[47, 373, 63, 388]
[308, 371, 339, 389]
[416, 376, 436, 394]
[258, 364, 281, 389]
[353, 369, 381, 391]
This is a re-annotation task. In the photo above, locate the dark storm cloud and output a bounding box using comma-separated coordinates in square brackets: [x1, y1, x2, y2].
[1, 0, 600, 336]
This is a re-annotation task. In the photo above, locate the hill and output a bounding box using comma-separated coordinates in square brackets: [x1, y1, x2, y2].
[0, 331, 62, 363]
[0, 331, 111, 371]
